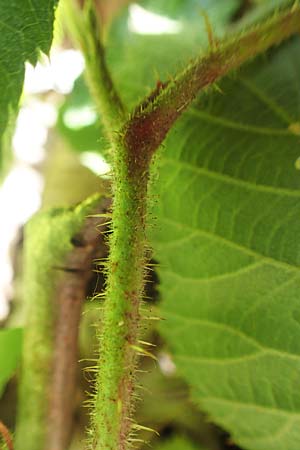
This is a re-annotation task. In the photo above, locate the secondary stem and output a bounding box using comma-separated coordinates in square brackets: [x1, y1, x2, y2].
[15, 197, 107, 450]
[46, 200, 109, 450]
[64, 0, 126, 133]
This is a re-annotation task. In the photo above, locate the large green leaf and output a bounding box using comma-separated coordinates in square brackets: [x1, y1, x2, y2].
[151, 37, 300, 450]
[0, 328, 22, 396]
[0, 0, 58, 173]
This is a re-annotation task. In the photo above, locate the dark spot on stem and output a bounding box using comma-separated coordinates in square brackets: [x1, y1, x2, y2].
[71, 235, 86, 247]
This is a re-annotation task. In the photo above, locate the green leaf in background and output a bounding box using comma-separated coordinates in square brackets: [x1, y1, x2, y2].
[108, 0, 240, 108]
[156, 436, 204, 450]
[57, 75, 103, 155]
[140, 0, 239, 26]
[0, 328, 22, 397]
[0, 0, 58, 174]
[150, 37, 300, 450]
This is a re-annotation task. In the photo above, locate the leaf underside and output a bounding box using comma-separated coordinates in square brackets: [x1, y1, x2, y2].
[150, 37, 300, 450]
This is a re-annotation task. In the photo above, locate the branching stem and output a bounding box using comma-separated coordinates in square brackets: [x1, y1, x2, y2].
[65, 2, 300, 449]
[65, 2, 149, 448]
[124, 5, 300, 163]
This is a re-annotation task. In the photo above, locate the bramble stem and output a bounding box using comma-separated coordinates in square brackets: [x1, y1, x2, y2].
[91, 146, 148, 449]
[64, 2, 147, 448]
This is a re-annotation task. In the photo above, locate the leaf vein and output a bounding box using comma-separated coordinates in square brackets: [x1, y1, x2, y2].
[160, 216, 300, 273]
[161, 157, 300, 197]
[188, 108, 291, 136]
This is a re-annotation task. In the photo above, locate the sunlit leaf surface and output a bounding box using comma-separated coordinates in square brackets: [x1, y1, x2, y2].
[151, 38, 300, 450]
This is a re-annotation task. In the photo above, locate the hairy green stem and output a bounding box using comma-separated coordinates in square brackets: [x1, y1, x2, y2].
[64, 2, 147, 449]
[91, 153, 147, 450]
